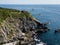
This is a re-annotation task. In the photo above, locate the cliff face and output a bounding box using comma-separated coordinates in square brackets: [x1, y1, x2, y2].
[0, 7, 48, 45]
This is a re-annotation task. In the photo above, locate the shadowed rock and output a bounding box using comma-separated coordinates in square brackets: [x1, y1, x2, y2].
[55, 29, 60, 33]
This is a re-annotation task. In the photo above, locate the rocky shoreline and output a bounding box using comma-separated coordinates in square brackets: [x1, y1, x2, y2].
[3, 17, 48, 45]
[0, 8, 49, 45]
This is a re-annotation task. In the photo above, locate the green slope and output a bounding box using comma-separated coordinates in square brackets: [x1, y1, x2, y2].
[0, 7, 33, 24]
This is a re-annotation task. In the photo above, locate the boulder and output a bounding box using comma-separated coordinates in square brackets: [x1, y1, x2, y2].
[55, 29, 60, 33]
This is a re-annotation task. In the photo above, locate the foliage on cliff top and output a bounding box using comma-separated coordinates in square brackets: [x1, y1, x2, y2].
[0, 7, 33, 24]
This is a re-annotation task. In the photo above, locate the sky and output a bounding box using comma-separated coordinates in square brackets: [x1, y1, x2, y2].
[0, 0, 60, 4]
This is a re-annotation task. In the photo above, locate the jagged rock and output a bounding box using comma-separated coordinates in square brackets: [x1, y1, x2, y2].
[0, 7, 48, 45]
[55, 29, 60, 33]
[0, 17, 48, 44]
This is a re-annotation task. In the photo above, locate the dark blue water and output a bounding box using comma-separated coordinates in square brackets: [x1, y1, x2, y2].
[0, 5, 60, 45]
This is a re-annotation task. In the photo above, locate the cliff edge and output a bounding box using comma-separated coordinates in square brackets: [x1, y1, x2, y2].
[0, 7, 48, 45]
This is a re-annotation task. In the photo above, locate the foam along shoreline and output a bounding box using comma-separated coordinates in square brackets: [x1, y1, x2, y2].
[34, 35, 46, 45]
[36, 42, 46, 45]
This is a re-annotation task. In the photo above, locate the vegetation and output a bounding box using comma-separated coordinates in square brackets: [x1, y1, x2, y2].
[0, 7, 34, 41]
[0, 7, 33, 24]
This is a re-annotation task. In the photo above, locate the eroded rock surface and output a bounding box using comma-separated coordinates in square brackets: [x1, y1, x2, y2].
[0, 8, 48, 45]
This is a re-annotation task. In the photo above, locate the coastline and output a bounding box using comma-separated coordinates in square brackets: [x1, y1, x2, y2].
[0, 7, 48, 45]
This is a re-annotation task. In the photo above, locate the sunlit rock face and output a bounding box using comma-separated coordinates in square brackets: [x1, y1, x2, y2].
[0, 17, 37, 45]
[3, 41, 19, 45]
[0, 17, 22, 42]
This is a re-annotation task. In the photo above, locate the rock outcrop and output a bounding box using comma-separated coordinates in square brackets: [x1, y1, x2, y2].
[0, 7, 48, 45]
[55, 29, 60, 33]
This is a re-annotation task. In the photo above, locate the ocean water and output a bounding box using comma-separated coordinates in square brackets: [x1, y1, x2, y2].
[0, 5, 60, 45]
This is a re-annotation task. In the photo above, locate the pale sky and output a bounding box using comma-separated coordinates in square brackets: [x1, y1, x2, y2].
[0, 0, 60, 4]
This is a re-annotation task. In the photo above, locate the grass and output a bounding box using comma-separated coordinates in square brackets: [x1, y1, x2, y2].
[0, 7, 33, 24]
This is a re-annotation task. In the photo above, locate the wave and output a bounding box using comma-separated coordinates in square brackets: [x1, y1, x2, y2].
[36, 42, 46, 45]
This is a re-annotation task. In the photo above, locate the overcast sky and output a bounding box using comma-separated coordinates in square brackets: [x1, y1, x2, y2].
[0, 0, 60, 4]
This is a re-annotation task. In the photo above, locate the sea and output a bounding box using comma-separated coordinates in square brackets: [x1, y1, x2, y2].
[0, 5, 60, 45]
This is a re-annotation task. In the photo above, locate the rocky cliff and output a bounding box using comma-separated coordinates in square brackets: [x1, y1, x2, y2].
[0, 7, 48, 45]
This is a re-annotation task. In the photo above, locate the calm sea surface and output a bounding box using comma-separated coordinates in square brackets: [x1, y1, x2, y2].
[0, 5, 60, 45]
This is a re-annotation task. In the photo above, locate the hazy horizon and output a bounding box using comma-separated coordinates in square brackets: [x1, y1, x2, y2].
[0, 0, 60, 4]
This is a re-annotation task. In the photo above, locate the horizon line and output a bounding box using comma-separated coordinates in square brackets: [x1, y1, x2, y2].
[0, 4, 60, 5]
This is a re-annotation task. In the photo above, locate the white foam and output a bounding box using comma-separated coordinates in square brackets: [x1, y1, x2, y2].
[36, 42, 46, 45]
[34, 38, 41, 42]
